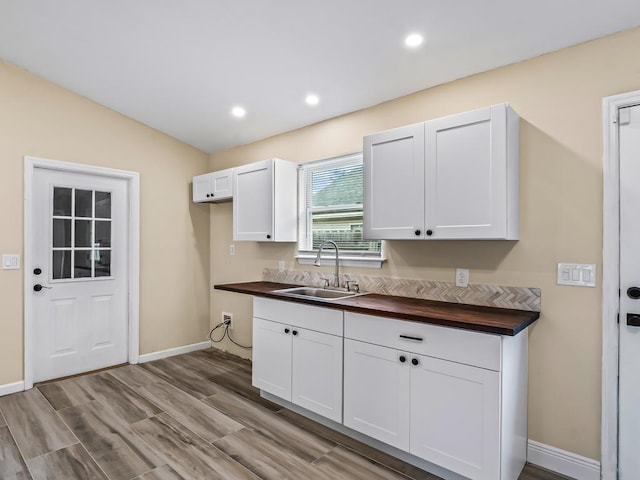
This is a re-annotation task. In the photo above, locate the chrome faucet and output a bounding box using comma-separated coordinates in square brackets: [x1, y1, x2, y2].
[314, 240, 340, 288]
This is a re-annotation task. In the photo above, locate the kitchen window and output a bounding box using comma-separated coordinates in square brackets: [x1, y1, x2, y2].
[297, 153, 384, 267]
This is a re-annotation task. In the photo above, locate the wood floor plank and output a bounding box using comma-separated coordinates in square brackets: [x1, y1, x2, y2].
[133, 464, 184, 480]
[209, 368, 282, 412]
[75, 372, 162, 424]
[38, 377, 95, 411]
[314, 445, 419, 480]
[213, 427, 336, 480]
[203, 390, 335, 463]
[135, 380, 244, 442]
[170, 352, 237, 379]
[0, 409, 6, 427]
[108, 365, 164, 389]
[0, 389, 77, 459]
[277, 409, 439, 480]
[58, 400, 164, 480]
[518, 464, 574, 480]
[0, 426, 32, 479]
[26, 443, 106, 480]
[140, 359, 222, 399]
[193, 348, 253, 372]
[131, 413, 259, 480]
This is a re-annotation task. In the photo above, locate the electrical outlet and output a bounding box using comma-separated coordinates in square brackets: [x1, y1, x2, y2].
[229, 244, 235, 256]
[278, 260, 285, 272]
[456, 268, 469, 288]
[222, 312, 233, 329]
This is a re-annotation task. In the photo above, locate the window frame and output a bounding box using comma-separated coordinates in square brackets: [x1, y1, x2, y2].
[296, 152, 384, 268]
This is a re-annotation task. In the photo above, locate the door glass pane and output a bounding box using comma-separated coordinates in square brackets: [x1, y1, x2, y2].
[95, 250, 111, 277]
[74, 250, 92, 278]
[53, 187, 72, 216]
[95, 191, 111, 219]
[75, 189, 93, 217]
[52, 251, 71, 279]
[53, 219, 71, 248]
[94, 221, 111, 247]
[75, 220, 92, 247]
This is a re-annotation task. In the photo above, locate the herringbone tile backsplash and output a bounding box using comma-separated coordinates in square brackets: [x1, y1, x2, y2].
[263, 268, 541, 312]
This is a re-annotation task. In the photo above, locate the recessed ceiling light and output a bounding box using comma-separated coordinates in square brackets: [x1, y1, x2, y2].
[231, 106, 246, 118]
[404, 33, 424, 48]
[305, 94, 320, 106]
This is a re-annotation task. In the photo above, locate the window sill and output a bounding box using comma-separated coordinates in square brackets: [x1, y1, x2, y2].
[296, 254, 385, 269]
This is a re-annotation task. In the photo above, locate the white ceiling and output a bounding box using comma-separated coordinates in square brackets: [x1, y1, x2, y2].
[1, 1, 639, 153]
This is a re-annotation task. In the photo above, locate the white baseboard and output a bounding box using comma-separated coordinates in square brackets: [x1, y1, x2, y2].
[0, 381, 25, 397]
[138, 341, 211, 364]
[528, 440, 600, 480]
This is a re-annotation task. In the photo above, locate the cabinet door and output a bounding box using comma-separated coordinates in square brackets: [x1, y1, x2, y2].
[425, 104, 508, 239]
[363, 123, 425, 240]
[410, 354, 500, 480]
[252, 317, 292, 400]
[291, 328, 343, 423]
[211, 168, 233, 200]
[343, 339, 410, 450]
[233, 160, 274, 241]
[192, 173, 213, 202]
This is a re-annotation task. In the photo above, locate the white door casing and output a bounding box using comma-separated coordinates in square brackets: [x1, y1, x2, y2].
[618, 104, 640, 480]
[24, 157, 140, 389]
[602, 90, 640, 480]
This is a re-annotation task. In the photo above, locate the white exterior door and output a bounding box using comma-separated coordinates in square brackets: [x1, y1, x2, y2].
[31, 168, 129, 382]
[619, 103, 640, 479]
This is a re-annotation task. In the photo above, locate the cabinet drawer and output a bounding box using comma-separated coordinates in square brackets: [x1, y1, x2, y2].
[344, 312, 501, 371]
[253, 297, 343, 336]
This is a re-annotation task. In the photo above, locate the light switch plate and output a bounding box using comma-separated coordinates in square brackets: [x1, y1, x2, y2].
[2, 254, 20, 270]
[557, 263, 596, 287]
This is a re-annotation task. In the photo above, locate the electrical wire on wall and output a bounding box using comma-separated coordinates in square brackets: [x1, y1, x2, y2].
[209, 319, 252, 349]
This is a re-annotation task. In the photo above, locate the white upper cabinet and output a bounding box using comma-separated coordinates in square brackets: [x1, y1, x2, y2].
[233, 158, 297, 242]
[364, 103, 519, 240]
[192, 168, 233, 203]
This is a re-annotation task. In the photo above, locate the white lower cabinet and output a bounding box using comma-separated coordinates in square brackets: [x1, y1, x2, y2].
[343, 339, 410, 450]
[343, 312, 527, 480]
[252, 298, 343, 423]
[409, 354, 500, 479]
[253, 299, 528, 480]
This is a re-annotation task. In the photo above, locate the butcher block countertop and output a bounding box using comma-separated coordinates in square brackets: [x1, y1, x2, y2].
[214, 281, 539, 336]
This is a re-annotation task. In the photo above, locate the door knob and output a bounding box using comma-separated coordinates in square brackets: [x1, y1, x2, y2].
[627, 287, 640, 299]
[33, 284, 52, 292]
[627, 313, 640, 327]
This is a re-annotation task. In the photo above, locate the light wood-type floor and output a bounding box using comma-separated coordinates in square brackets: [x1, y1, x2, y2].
[0, 348, 571, 480]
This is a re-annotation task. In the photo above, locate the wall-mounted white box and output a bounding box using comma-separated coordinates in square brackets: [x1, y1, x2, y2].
[557, 263, 596, 287]
[2, 254, 20, 270]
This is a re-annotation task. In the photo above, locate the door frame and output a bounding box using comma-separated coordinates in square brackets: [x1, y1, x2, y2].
[602, 89, 640, 480]
[23, 156, 140, 390]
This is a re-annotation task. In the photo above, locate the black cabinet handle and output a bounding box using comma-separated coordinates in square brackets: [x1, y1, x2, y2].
[266, 234, 272, 239]
[411, 358, 419, 366]
[206, 194, 210, 198]
[628, 287, 640, 299]
[292, 330, 298, 336]
[399, 355, 406, 363]
[426, 229, 433, 236]
[399, 334, 423, 342]
[284, 328, 290, 334]
[414, 229, 421, 236]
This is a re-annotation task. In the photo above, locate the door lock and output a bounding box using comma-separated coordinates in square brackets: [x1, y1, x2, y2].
[627, 287, 640, 299]
[33, 284, 52, 292]
[627, 313, 640, 327]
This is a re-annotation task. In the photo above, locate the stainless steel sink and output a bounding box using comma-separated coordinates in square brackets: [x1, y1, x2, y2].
[274, 286, 365, 301]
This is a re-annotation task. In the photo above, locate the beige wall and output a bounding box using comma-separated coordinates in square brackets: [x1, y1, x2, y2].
[0, 60, 211, 385]
[210, 27, 640, 460]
